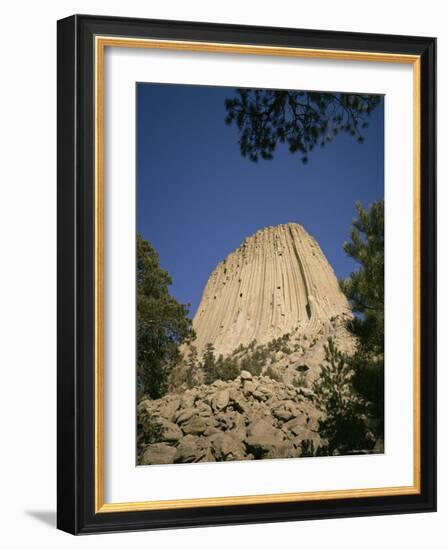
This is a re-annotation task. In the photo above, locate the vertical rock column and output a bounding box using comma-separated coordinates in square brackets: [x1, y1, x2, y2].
[191, 223, 350, 357]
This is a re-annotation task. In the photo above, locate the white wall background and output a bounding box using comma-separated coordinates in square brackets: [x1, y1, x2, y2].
[0, 1, 443, 547]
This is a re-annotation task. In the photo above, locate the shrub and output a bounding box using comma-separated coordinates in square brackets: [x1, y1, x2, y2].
[292, 372, 309, 388]
[240, 348, 266, 376]
[264, 366, 281, 381]
[215, 355, 240, 381]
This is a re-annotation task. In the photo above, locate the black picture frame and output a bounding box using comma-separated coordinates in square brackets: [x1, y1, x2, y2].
[57, 14, 436, 534]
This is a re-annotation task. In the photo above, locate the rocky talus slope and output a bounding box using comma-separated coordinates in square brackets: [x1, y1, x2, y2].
[139, 370, 325, 465]
[138, 223, 356, 464]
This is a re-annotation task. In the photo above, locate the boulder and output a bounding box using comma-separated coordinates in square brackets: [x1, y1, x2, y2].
[264, 442, 297, 459]
[214, 410, 236, 430]
[245, 419, 286, 455]
[307, 414, 320, 432]
[240, 370, 253, 380]
[173, 407, 196, 425]
[272, 406, 295, 422]
[210, 433, 246, 461]
[242, 381, 257, 397]
[181, 415, 209, 435]
[158, 397, 181, 420]
[203, 426, 220, 437]
[197, 403, 213, 417]
[137, 399, 155, 416]
[174, 435, 209, 463]
[282, 414, 309, 436]
[158, 419, 183, 442]
[212, 389, 230, 412]
[298, 387, 316, 399]
[211, 380, 227, 389]
[180, 391, 197, 409]
[252, 390, 268, 402]
[229, 390, 250, 414]
[141, 443, 176, 465]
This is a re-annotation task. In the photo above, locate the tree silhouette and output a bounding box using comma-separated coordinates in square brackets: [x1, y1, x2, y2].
[225, 89, 381, 164]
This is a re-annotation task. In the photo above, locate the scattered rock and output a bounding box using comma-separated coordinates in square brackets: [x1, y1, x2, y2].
[174, 408, 196, 424]
[138, 375, 327, 464]
[240, 370, 253, 380]
[210, 432, 246, 461]
[212, 389, 230, 412]
[282, 414, 309, 436]
[229, 390, 250, 414]
[272, 406, 295, 422]
[141, 443, 176, 465]
[245, 418, 286, 454]
[203, 426, 220, 437]
[158, 419, 183, 442]
[180, 392, 196, 409]
[158, 397, 181, 419]
[181, 415, 209, 435]
[242, 381, 256, 396]
[252, 390, 267, 401]
[174, 435, 208, 463]
[298, 387, 316, 399]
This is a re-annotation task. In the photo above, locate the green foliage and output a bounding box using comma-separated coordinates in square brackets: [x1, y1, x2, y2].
[137, 408, 163, 462]
[299, 439, 316, 457]
[264, 366, 281, 382]
[202, 342, 217, 384]
[137, 234, 195, 399]
[266, 332, 291, 353]
[185, 345, 201, 388]
[313, 338, 372, 454]
[340, 200, 384, 429]
[292, 372, 309, 388]
[215, 354, 240, 381]
[239, 346, 268, 376]
[201, 343, 241, 383]
[225, 89, 381, 164]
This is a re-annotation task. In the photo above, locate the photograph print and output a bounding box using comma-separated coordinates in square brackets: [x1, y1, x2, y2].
[136, 83, 384, 466]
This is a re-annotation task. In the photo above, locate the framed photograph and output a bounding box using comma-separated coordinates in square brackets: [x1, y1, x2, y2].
[57, 15, 436, 534]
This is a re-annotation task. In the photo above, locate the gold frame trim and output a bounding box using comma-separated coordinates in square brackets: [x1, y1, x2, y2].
[94, 36, 421, 513]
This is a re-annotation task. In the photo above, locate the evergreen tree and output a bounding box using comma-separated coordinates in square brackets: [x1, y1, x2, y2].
[313, 338, 371, 454]
[137, 234, 194, 399]
[185, 345, 200, 388]
[202, 343, 216, 385]
[225, 89, 381, 165]
[340, 200, 384, 432]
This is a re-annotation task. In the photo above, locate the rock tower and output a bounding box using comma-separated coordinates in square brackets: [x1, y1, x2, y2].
[191, 223, 351, 357]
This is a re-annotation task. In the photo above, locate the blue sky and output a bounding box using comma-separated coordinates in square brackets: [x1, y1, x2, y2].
[137, 83, 384, 317]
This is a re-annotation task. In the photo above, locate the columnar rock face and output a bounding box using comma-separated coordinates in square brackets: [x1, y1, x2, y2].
[191, 223, 351, 358]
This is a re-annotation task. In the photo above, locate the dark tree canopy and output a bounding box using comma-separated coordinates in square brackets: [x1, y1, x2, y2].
[340, 200, 384, 429]
[225, 89, 381, 164]
[137, 234, 195, 399]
